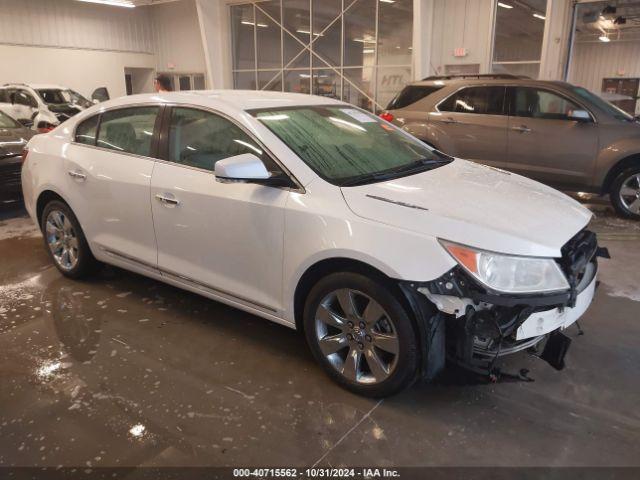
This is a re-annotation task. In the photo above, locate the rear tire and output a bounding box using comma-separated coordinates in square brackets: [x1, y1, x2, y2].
[303, 272, 419, 397]
[41, 200, 98, 279]
[610, 166, 640, 220]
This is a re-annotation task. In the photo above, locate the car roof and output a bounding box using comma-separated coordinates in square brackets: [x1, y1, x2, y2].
[101, 90, 347, 112]
[3, 83, 67, 90]
[408, 76, 574, 90]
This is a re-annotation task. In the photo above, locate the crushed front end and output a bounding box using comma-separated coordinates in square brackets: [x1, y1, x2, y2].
[401, 229, 609, 381]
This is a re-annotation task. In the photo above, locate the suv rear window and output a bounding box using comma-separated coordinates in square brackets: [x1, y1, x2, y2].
[387, 85, 443, 110]
[439, 86, 506, 115]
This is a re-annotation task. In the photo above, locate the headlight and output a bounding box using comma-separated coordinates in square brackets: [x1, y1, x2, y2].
[440, 240, 569, 294]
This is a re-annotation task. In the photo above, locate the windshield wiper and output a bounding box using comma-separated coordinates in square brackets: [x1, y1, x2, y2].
[340, 157, 450, 187]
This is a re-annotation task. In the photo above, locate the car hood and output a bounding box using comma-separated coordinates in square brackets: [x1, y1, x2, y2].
[340, 159, 592, 258]
[0, 127, 33, 157]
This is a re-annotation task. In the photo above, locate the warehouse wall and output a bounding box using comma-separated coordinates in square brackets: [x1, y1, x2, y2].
[429, 0, 494, 76]
[150, 0, 207, 75]
[569, 40, 640, 94]
[0, 45, 155, 99]
[0, 0, 156, 99]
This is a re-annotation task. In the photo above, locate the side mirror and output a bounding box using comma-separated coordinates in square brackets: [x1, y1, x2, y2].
[215, 153, 271, 183]
[91, 87, 110, 103]
[214, 153, 293, 188]
[568, 109, 591, 122]
[17, 118, 33, 128]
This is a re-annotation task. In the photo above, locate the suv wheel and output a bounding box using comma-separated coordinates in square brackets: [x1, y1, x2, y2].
[611, 166, 640, 220]
[303, 272, 419, 397]
[41, 200, 98, 278]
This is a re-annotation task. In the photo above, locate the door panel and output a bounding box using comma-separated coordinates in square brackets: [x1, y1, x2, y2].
[506, 87, 598, 188]
[430, 112, 509, 167]
[64, 147, 157, 265]
[151, 163, 288, 312]
[150, 106, 289, 312]
[63, 106, 160, 266]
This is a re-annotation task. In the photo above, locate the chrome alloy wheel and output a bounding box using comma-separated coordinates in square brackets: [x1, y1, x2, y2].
[314, 288, 400, 384]
[45, 210, 79, 271]
[619, 173, 640, 214]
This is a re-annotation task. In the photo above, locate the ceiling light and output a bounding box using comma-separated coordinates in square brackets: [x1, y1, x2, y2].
[533, 13, 546, 20]
[599, 34, 611, 42]
[380, 0, 396, 3]
[363, 49, 375, 54]
[77, 0, 135, 7]
[241, 20, 268, 28]
[497, 2, 513, 8]
[296, 29, 323, 36]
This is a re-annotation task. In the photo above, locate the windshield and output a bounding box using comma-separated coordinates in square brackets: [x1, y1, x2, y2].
[0, 111, 21, 129]
[251, 105, 450, 186]
[37, 89, 67, 104]
[571, 86, 634, 122]
[64, 89, 92, 108]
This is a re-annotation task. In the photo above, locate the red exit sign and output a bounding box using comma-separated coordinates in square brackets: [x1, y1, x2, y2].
[453, 47, 468, 57]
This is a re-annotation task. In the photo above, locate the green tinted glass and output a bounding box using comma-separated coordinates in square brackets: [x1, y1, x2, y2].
[254, 106, 438, 184]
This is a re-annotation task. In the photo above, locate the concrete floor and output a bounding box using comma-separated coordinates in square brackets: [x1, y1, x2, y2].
[0, 198, 639, 469]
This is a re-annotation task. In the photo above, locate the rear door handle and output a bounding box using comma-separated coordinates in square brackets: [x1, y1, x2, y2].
[68, 170, 86, 181]
[155, 193, 180, 207]
[512, 125, 531, 133]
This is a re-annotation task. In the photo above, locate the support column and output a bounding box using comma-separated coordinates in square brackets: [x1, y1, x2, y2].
[412, 0, 434, 81]
[195, 0, 233, 89]
[539, 0, 573, 81]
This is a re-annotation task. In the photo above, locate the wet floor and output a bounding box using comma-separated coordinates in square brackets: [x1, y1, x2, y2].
[0, 201, 639, 468]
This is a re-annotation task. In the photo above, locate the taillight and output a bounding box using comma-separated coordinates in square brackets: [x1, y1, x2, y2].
[37, 122, 55, 134]
[379, 112, 394, 122]
[21, 147, 29, 165]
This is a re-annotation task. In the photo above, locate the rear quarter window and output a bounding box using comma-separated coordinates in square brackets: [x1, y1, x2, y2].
[387, 85, 443, 110]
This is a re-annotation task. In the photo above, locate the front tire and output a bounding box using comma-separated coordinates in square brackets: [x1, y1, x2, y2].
[41, 200, 98, 278]
[303, 272, 419, 397]
[611, 166, 640, 220]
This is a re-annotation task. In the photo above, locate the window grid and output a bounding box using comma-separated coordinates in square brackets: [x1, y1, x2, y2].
[230, 0, 412, 112]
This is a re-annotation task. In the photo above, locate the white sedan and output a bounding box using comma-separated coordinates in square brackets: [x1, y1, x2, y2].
[21, 91, 604, 396]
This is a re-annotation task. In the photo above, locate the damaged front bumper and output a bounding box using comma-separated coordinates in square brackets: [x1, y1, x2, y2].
[400, 229, 609, 379]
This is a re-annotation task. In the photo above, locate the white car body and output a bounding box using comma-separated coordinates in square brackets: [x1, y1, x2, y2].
[21, 91, 600, 390]
[0, 83, 87, 130]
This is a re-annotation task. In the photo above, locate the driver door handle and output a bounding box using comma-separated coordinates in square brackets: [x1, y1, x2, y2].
[155, 193, 180, 206]
[68, 170, 86, 181]
[512, 125, 531, 133]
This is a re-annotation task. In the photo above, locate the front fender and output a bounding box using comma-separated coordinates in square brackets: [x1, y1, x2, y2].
[281, 182, 455, 323]
[594, 133, 640, 190]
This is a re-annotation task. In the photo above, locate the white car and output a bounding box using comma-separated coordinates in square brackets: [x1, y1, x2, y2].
[0, 83, 96, 132]
[21, 91, 605, 396]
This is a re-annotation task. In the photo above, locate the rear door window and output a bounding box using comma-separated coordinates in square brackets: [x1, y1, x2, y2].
[75, 115, 100, 145]
[96, 107, 159, 157]
[387, 86, 443, 110]
[439, 86, 506, 115]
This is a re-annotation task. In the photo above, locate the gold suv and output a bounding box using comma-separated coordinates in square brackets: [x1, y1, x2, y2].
[382, 74, 640, 219]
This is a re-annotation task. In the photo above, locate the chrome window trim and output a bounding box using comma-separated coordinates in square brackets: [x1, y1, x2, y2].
[435, 83, 597, 123]
[68, 142, 158, 162]
[70, 101, 305, 193]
